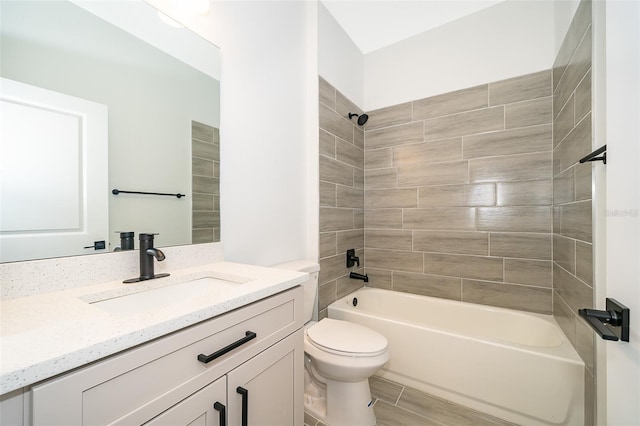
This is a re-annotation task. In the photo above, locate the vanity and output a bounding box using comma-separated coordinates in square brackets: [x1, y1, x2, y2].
[0, 244, 307, 425]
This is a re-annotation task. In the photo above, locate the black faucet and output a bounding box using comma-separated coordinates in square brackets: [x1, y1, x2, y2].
[123, 233, 170, 283]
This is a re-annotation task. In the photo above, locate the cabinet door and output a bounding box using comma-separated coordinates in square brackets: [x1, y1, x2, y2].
[227, 330, 303, 426]
[142, 376, 227, 426]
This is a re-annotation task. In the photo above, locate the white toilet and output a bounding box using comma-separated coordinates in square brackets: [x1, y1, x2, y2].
[276, 261, 389, 426]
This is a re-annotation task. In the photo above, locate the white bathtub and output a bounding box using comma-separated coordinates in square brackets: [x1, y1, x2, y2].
[328, 288, 584, 426]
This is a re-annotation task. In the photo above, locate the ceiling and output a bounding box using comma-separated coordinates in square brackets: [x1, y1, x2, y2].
[321, 0, 506, 54]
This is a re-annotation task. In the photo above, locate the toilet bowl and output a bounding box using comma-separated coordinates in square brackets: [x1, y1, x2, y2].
[275, 261, 389, 426]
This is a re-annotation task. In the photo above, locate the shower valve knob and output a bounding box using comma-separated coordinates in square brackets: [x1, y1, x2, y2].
[346, 249, 360, 268]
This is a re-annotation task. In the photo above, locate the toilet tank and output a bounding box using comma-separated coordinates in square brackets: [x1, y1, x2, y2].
[274, 260, 320, 323]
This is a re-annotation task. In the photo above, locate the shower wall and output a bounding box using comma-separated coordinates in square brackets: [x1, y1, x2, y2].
[363, 70, 554, 314]
[191, 121, 221, 244]
[551, 0, 594, 423]
[318, 77, 366, 319]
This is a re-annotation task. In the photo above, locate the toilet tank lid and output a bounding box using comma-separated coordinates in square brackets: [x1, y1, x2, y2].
[273, 260, 320, 273]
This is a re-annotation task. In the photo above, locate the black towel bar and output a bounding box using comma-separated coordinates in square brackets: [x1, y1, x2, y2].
[112, 189, 185, 199]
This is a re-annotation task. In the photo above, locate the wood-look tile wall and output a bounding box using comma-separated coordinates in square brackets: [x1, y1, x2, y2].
[191, 121, 220, 243]
[318, 77, 366, 319]
[552, 0, 594, 423]
[363, 70, 554, 314]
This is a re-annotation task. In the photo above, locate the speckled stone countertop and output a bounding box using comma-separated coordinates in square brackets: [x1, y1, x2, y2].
[0, 261, 306, 395]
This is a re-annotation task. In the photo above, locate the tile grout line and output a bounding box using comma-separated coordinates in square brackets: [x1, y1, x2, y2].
[394, 385, 405, 406]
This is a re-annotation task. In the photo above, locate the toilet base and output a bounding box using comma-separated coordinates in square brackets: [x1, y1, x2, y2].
[304, 377, 376, 426]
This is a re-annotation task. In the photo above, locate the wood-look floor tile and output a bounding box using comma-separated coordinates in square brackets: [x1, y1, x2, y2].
[397, 386, 517, 426]
[374, 400, 441, 426]
[369, 376, 404, 404]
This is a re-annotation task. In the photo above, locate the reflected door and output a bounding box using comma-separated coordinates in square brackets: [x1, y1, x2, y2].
[0, 78, 108, 262]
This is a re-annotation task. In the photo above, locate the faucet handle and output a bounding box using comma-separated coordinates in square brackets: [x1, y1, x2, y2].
[346, 249, 360, 268]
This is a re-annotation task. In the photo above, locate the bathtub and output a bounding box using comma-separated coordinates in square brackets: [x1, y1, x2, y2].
[328, 288, 584, 426]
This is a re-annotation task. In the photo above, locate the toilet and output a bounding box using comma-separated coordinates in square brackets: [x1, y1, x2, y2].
[276, 261, 389, 426]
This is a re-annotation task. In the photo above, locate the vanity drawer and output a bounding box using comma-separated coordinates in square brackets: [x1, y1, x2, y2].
[31, 286, 303, 426]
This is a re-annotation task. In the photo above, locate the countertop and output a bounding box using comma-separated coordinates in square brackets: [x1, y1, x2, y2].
[0, 261, 307, 394]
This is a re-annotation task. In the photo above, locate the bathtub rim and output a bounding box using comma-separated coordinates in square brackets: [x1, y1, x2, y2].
[328, 287, 584, 364]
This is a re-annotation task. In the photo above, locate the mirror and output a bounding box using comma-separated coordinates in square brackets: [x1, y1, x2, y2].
[0, 0, 221, 262]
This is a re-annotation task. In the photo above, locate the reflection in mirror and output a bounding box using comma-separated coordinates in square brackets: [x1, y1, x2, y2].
[0, 0, 221, 262]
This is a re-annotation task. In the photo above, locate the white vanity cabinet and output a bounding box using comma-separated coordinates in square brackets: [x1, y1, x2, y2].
[142, 375, 227, 426]
[29, 286, 304, 426]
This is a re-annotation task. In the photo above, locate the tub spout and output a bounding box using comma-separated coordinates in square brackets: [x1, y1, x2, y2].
[349, 272, 369, 282]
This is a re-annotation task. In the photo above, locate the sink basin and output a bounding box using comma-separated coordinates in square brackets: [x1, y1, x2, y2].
[90, 277, 240, 315]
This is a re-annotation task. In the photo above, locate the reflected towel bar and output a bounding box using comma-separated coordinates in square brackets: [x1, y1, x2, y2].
[579, 144, 606, 164]
[112, 189, 185, 199]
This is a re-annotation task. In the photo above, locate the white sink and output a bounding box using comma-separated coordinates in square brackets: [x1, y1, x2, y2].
[90, 277, 240, 316]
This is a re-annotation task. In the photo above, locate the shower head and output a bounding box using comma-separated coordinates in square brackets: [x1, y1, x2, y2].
[348, 113, 369, 126]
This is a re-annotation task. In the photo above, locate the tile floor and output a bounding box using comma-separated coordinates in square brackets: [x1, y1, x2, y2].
[304, 375, 517, 426]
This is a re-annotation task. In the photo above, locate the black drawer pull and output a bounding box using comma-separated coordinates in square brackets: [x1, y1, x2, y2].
[197, 331, 257, 364]
[237, 387, 248, 426]
[213, 401, 226, 426]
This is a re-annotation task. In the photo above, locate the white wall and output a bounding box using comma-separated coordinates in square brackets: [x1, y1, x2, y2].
[318, 1, 364, 109]
[363, 0, 555, 110]
[148, 0, 318, 266]
[601, 1, 640, 423]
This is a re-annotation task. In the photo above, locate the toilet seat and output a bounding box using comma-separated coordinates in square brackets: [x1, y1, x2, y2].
[306, 318, 387, 357]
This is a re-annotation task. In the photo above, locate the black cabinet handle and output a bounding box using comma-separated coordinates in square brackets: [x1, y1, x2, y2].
[237, 387, 248, 426]
[213, 402, 226, 426]
[197, 331, 257, 364]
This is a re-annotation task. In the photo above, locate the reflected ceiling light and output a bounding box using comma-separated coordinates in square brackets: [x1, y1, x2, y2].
[184, 0, 210, 15]
[157, 10, 183, 28]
